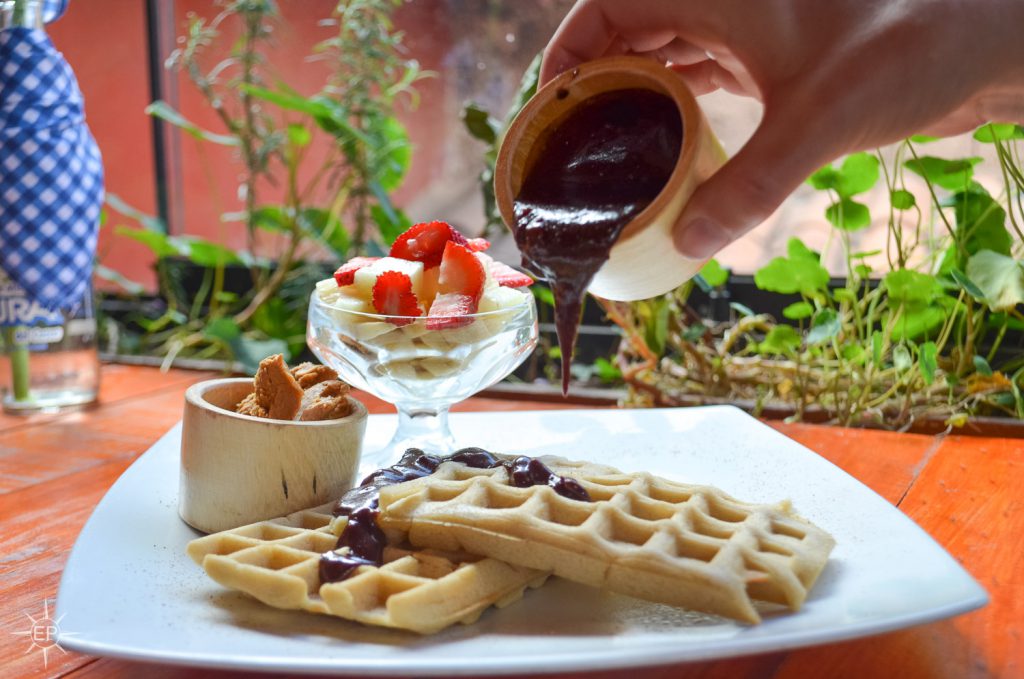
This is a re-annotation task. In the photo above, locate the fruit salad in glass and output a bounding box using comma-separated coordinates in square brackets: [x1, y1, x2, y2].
[307, 221, 538, 469]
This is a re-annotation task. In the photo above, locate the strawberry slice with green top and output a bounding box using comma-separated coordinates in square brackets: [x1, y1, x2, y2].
[371, 271, 422, 326]
[333, 256, 379, 286]
[389, 221, 468, 269]
[488, 260, 533, 288]
[427, 241, 486, 329]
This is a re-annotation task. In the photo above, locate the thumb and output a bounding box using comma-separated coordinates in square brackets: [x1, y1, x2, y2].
[673, 108, 838, 259]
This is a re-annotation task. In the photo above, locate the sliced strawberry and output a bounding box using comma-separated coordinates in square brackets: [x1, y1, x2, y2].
[389, 221, 468, 269]
[333, 257, 379, 286]
[488, 260, 533, 288]
[371, 271, 422, 325]
[438, 241, 486, 300]
[426, 292, 476, 330]
[465, 237, 491, 252]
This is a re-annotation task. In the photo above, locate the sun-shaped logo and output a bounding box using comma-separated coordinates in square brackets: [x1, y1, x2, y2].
[11, 599, 78, 668]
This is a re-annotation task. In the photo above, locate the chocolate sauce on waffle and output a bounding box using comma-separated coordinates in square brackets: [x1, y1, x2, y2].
[512, 88, 682, 394]
[319, 448, 590, 583]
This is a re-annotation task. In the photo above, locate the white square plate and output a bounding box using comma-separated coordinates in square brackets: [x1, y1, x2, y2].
[56, 406, 986, 675]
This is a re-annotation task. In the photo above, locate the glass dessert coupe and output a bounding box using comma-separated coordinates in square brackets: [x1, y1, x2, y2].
[307, 290, 538, 471]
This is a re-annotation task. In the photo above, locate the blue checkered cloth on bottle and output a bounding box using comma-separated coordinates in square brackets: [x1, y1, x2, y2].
[0, 5, 104, 311]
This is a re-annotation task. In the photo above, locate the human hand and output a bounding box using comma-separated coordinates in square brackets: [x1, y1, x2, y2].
[541, 0, 1024, 259]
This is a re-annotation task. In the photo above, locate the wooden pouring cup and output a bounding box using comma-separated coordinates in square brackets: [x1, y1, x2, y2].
[494, 56, 726, 301]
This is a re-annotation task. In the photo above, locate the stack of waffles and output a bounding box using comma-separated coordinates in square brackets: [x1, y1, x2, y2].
[188, 456, 835, 633]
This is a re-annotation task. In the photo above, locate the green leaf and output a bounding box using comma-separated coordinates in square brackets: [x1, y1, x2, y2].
[370, 204, 412, 247]
[787, 238, 819, 262]
[251, 297, 306, 343]
[287, 123, 311, 148]
[754, 239, 830, 296]
[699, 259, 729, 287]
[592, 357, 622, 383]
[951, 187, 1011, 259]
[854, 264, 872, 279]
[240, 85, 371, 146]
[836, 152, 879, 196]
[681, 323, 707, 343]
[909, 134, 940, 143]
[532, 285, 555, 307]
[182, 237, 244, 268]
[889, 305, 947, 341]
[369, 116, 411, 192]
[949, 268, 986, 300]
[643, 298, 671, 355]
[973, 123, 1024, 143]
[504, 53, 541, 128]
[806, 308, 841, 345]
[114, 226, 182, 258]
[904, 156, 982, 192]
[842, 343, 866, 364]
[807, 165, 838, 191]
[232, 336, 291, 375]
[146, 100, 239, 146]
[833, 288, 858, 303]
[973, 355, 993, 376]
[782, 301, 814, 320]
[965, 250, 1024, 310]
[250, 205, 289, 233]
[300, 208, 349, 258]
[891, 189, 916, 210]
[204, 317, 242, 343]
[893, 344, 912, 372]
[883, 269, 941, 306]
[461, 104, 499, 145]
[825, 198, 871, 230]
[919, 341, 938, 385]
[759, 325, 801, 356]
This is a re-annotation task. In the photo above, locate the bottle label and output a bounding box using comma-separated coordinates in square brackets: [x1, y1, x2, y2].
[0, 278, 65, 328]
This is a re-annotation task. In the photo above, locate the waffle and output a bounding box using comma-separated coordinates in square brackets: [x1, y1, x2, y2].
[186, 503, 548, 634]
[378, 457, 835, 624]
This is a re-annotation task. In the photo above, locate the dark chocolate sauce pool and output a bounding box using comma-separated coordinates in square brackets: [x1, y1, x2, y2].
[318, 448, 590, 584]
[512, 88, 682, 394]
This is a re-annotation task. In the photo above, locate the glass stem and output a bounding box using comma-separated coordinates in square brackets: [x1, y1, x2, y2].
[391, 403, 456, 454]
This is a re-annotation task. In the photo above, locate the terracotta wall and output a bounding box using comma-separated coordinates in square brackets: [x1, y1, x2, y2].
[48, 0, 563, 292]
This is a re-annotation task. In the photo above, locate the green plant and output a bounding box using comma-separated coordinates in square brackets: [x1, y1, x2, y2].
[100, 0, 426, 371]
[461, 53, 540, 237]
[605, 124, 1024, 429]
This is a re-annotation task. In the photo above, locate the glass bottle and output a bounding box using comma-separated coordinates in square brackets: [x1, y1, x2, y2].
[0, 270, 100, 413]
[0, 0, 101, 413]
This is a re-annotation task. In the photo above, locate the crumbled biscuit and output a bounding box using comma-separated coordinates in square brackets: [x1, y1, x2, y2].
[290, 362, 339, 389]
[296, 380, 352, 421]
[236, 355, 352, 422]
[236, 354, 304, 420]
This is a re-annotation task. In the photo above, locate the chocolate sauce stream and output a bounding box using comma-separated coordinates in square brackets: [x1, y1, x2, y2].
[318, 447, 590, 584]
[512, 89, 682, 394]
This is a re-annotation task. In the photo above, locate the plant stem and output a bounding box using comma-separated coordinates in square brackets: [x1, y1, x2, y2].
[3, 327, 31, 401]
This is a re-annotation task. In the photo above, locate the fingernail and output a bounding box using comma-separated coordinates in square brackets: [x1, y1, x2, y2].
[675, 217, 729, 259]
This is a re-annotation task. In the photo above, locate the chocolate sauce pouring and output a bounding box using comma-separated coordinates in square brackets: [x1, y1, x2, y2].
[319, 447, 591, 584]
[512, 88, 683, 394]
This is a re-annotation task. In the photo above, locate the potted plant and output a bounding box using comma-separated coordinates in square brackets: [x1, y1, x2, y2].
[464, 58, 1024, 433]
[100, 0, 425, 372]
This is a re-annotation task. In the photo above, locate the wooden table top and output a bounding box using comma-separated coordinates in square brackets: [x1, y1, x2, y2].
[1, 364, 1020, 679]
